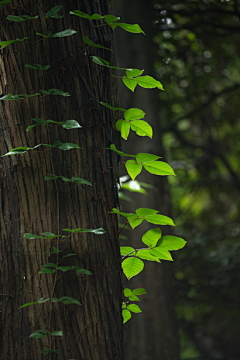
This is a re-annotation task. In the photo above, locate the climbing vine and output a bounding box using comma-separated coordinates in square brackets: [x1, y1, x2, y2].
[0, 1, 186, 357]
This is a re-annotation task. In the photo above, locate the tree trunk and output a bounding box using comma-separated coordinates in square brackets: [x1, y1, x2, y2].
[114, 0, 179, 359]
[0, 1, 123, 359]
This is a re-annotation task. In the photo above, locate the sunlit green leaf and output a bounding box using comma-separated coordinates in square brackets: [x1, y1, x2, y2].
[122, 77, 137, 92]
[143, 161, 176, 176]
[136, 208, 159, 217]
[135, 76, 164, 90]
[130, 120, 153, 138]
[124, 108, 145, 121]
[122, 257, 144, 279]
[123, 288, 132, 297]
[127, 304, 142, 313]
[0, 37, 28, 49]
[142, 228, 162, 247]
[157, 235, 187, 250]
[120, 246, 135, 256]
[135, 249, 160, 262]
[116, 120, 130, 140]
[145, 214, 175, 226]
[132, 288, 147, 295]
[122, 309, 132, 323]
[149, 248, 173, 261]
[52, 29, 77, 37]
[125, 159, 142, 180]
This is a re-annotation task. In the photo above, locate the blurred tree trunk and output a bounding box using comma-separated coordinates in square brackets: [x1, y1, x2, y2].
[0, 1, 123, 360]
[114, 0, 179, 359]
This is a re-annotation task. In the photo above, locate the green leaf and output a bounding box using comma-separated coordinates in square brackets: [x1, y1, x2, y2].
[61, 120, 81, 129]
[57, 266, 72, 272]
[0, 93, 40, 101]
[109, 144, 135, 157]
[52, 296, 81, 305]
[132, 288, 147, 295]
[100, 101, 125, 111]
[127, 304, 142, 313]
[149, 248, 173, 261]
[23, 232, 59, 240]
[135, 249, 160, 262]
[124, 108, 145, 121]
[157, 235, 187, 250]
[145, 214, 175, 226]
[71, 177, 92, 185]
[24, 64, 50, 70]
[125, 159, 142, 180]
[123, 288, 132, 297]
[41, 232, 55, 236]
[112, 23, 145, 34]
[122, 257, 144, 279]
[69, 10, 102, 20]
[62, 227, 105, 234]
[29, 330, 49, 338]
[58, 142, 81, 150]
[126, 69, 144, 78]
[74, 268, 93, 275]
[45, 5, 63, 18]
[130, 120, 153, 138]
[40, 88, 71, 96]
[2, 146, 33, 156]
[52, 29, 77, 37]
[82, 36, 113, 52]
[0, 37, 28, 49]
[41, 349, 60, 355]
[135, 76, 164, 90]
[19, 301, 39, 309]
[136, 153, 161, 162]
[122, 309, 132, 323]
[143, 161, 176, 176]
[120, 246, 135, 256]
[142, 228, 162, 247]
[122, 77, 137, 92]
[49, 330, 63, 336]
[7, 15, 39, 21]
[38, 268, 56, 274]
[42, 263, 57, 268]
[116, 120, 130, 140]
[129, 295, 140, 301]
[103, 14, 120, 23]
[127, 214, 144, 229]
[136, 208, 159, 217]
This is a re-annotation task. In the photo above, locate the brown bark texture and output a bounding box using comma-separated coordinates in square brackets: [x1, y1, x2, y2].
[0, 1, 124, 360]
[114, 0, 180, 359]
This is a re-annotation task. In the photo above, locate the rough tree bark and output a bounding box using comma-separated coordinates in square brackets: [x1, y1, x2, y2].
[0, 1, 123, 359]
[114, 0, 179, 359]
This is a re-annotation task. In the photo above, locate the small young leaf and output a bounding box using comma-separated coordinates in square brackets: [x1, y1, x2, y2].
[71, 177, 92, 185]
[127, 304, 142, 313]
[29, 330, 49, 339]
[59, 296, 81, 305]
[122, 309, 132, 324]
[52, 29, 77, 37]
[38, 268, 56, 274]
[132, 288, 147, 295]
[125, 160, 142, 180]
[45, 5, 63, 18]
[112, 23, 145, 34]
[136, 153, 161, 162]
[122, 257, 144, 279]
[49, 330, 63, 336]
[157, 235, 187, 250]
[124, 108, 145, 121]
[126, 69, 144, 78]
[142, 228, 162, 247]
[130, 120, 153, 138]
[100, 101, 125, 111]
[149, 248, 173, 261]
[135, 249, 160, 262]
[116, 120, 130, 140]
[58, 142, 81, 150]
[129, 295, 140, 301]
[122, 77, 137, 92]
[0, 0, 12, 4]
[61, 120, 82, 129]
[135, 208, 159, 217]
[42, 263, 57, 268]
[143, 161, 176, 176]
[135, 76, 164, 90]
[145, 214, 175, 226]
[123, 288, 132, 297]
[82, 36, 113, 52]
[103, 14, 120, 23]
[120, 246, 135, 256]
[127, 214, 144, 229]
[0, 37, 28, 49]
[74, 268, 93, 275]
[109, 144, 135, 157]
[7, 15, 39, 22]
